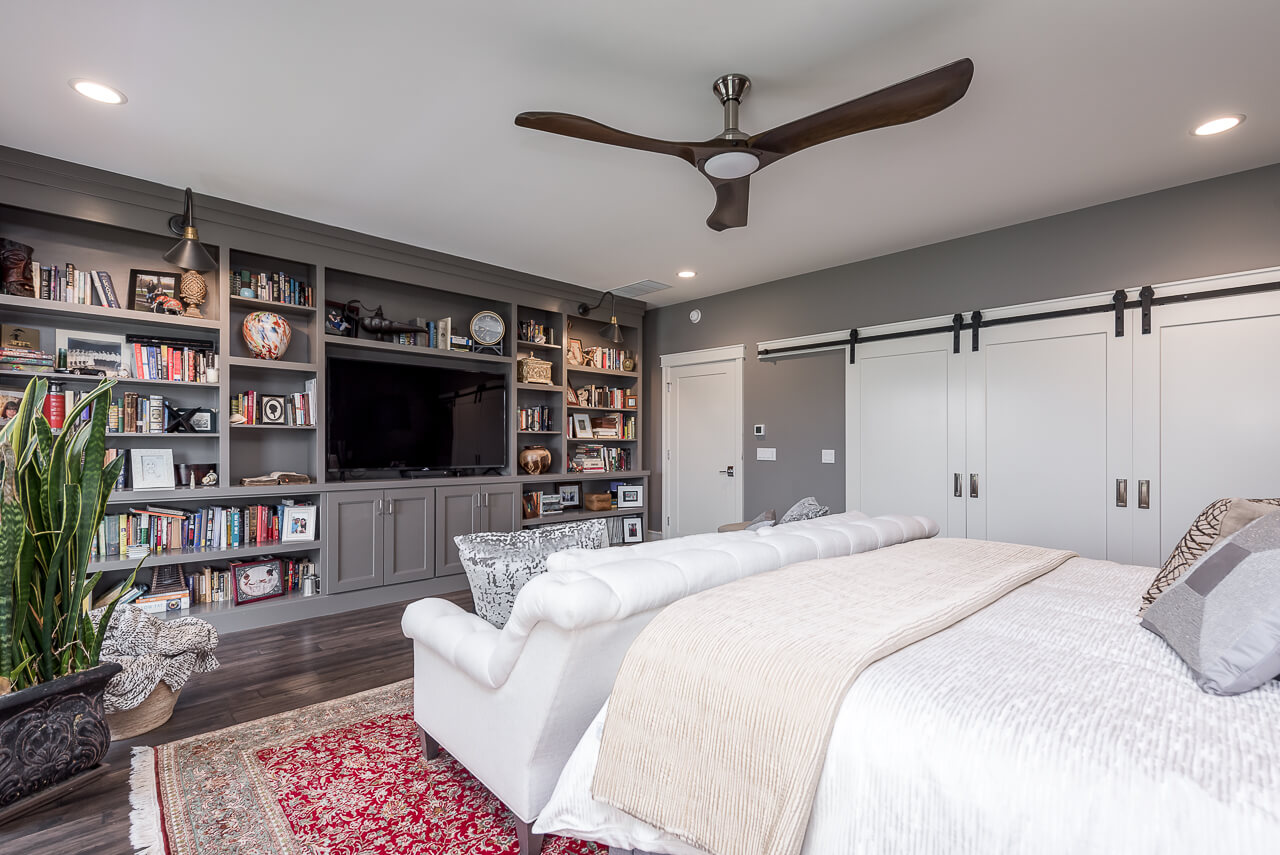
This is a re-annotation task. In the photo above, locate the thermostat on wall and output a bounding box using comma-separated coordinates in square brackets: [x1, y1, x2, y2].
[754, 424, 765, 437]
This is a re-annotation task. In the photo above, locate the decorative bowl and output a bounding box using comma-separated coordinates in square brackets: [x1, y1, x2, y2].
[242, 311, 292, 360]
[518, 446, 552, 475]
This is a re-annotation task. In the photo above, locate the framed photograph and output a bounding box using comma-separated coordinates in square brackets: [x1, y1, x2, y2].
[130, 447, 175, 490]
[1, 323, 39, 351]
[324, 300, 357, 337]
[127, 270, 180, 312]
[623, 516, 644, 543]
[260, 395, 287, 424]
[0, 386, 25, 426]
[164, 403, 216, 433]
[624, 393, 639, 409]
[566, 338, 585, 366]
[557, 482, 581, 508]
[55, 330, 128, 377]
[281, 505, 318, 542]
[231, 558, 284, 606]
[571, 412, 593, 438]
[617, 484, 644, 508]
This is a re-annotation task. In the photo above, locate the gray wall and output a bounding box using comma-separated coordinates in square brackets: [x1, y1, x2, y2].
[644, 162, 1280, 531]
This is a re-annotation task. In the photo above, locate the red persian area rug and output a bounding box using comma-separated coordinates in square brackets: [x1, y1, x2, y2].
[129, 679, 602, 854]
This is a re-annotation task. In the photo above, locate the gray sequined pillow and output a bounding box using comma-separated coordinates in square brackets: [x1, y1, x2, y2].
[1142, 512, 1280, 695]
[779, 496, 830, 524]
[456, 518, 609, 628]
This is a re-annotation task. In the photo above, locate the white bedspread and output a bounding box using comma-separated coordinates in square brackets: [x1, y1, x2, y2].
[534, 556, 1280, 855]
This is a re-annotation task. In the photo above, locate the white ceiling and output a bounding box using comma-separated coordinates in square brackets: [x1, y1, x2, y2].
[3, 1, 1278, 307]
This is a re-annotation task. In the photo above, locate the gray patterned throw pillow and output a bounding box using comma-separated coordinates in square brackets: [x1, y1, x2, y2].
[1142, 512, 1280, 695]
[456, 519, 609, 628]
[779, 496, 830, 524]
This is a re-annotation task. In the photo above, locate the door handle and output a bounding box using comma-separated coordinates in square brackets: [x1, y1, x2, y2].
[474, 492, 481, 509]
[718, 465, 735, 477]
[375, 498, 383, 515]
[953, 473, 962, 498]
[1138, 479, 1150, 510]
[1116, 479, 1128, 508]
[969, 473, 979, 499]
[482, 492, 489, 508]
[386, 498, 395, 515]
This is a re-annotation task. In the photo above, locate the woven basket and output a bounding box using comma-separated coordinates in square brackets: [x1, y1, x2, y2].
[107, 684, 181, 740]
[584, 493, 612, 512]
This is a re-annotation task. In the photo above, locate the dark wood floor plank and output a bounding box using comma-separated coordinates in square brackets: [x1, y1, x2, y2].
[0, 590, 472, 855]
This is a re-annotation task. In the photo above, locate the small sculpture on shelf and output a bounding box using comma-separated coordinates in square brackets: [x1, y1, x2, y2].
[178, 270, 208, 318]
[242, 311, 292, 360]
[519, 445, 552, 475]
[145, 281, 185, 315]
[0, 238, 35, 297]
[343, 300, 429, 342]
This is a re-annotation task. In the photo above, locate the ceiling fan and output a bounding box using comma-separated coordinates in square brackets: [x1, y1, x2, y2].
[515, 58, 974, 231]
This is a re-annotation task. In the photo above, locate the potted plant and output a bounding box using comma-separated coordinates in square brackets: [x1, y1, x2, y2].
[0, 377, 130, 811]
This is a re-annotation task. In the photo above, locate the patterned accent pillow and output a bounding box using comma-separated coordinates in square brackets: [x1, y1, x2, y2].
[1141, 497, 1280, 613]
[456, 519, 609, 628]
[779, 496, 830, 525]
[1142, 512, 1280, 694]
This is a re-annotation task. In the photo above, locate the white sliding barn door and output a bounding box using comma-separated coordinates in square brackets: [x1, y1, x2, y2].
[846, 330, 966, 536]
[966, 312, 1132, 560]
[1133, 274, 1280, 567]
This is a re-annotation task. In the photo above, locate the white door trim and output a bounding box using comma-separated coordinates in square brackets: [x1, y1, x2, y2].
[661, 345, 745, 536]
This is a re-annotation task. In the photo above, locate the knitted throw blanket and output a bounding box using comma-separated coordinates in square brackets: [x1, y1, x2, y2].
[92, 604, 220, 712]
[591, 538, 1075, 855]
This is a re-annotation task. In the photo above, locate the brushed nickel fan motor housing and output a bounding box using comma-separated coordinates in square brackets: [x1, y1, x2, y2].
[713, 74, 752, 141]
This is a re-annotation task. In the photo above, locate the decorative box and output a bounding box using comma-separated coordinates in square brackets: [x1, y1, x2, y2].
[518, 356, 553, 385]
[584, 493, 612, 511]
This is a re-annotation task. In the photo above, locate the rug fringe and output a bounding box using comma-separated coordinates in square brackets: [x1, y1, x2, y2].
[129, 745, 164, 854]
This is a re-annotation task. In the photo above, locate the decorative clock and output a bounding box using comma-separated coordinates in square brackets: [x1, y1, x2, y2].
[470, 310, 505, 355]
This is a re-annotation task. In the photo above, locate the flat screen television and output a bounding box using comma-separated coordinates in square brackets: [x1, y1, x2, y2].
[326, 356, 507, 478]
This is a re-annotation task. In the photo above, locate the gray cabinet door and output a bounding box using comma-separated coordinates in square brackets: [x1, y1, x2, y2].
[434, 485, 479, 577]
[480, 483, 520, 533]
[383, 487, 436, 585]
[323, 490, 384, 594]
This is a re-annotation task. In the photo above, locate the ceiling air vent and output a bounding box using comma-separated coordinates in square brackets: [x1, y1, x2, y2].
[612, 279, 672, 299]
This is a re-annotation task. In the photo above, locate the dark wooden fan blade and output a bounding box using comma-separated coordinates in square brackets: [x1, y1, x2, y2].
[748, 58, 974, 157]
[515, 112, 699, 165]
[706, 177, 750, 232]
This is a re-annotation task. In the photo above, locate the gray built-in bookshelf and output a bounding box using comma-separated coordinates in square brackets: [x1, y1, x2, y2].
[0, 146, 645, 632]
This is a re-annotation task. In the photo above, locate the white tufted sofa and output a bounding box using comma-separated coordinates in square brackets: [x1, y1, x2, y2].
[400, 511, 938, 854]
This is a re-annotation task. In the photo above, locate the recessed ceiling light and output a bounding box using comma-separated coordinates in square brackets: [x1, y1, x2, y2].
[69, 78, 127, 105]
[677, 270, 696, 278]
[1192, 114, 1244, 136]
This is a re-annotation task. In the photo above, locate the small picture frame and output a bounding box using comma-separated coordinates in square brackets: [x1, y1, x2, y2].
[127, 270, 181, 312]
[281, 505, 318, 542]
[260, 395, 287, 425]
[565, 386, 579, 405]
[623, 516, 644, 543]
[571, 412, 593, 438]
[624, 393, 638, 409]
[566, 338, 585, 366]
[324, 300, 357, 337]
[189, 408, 216, 432]
[55, 330, 129, 377]
[130, 448, 176, 491]
[0, 386, 25, 427]
[231, 558, 284, 605]
[617, 484, 644, 508]
[557, 482, 581, 508]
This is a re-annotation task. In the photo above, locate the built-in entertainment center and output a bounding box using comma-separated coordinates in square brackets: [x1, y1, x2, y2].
[0, 146, 646, 632]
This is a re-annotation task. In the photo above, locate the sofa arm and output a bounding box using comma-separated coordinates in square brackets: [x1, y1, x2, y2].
[401, 597, 506, 689]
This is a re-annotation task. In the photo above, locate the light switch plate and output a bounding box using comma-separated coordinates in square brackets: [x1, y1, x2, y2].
[821, 449, 836, 464]
[756, 447, 777, 461]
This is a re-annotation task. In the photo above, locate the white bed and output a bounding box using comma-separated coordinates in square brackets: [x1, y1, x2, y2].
[534, 556, 1280, 854]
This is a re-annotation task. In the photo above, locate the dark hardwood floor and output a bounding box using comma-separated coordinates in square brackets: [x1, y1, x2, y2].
[0, 591, 473, 855]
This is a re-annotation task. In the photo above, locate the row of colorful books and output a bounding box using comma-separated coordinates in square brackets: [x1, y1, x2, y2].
[571, 384, 636, 410]
[568, 444, 634, 472]
[23, 263, 123, 307]
[90, 501, 317, 559]
[517, 405, 554, 432]
[231, 383, 316, 426]
[127, 335, 218, 383]
[0, 346, 54, 370]
[232, 270, 313, 307]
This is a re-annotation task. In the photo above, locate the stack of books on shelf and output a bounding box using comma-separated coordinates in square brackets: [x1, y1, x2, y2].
[517, 405, 553, 431]
[26, 263, 124, 308]
[232, 381, 316, 426]
[0, 347, 53, 372]
[232, 270, 313, 307]
[127, 335, 218, 382]
[572, 384, 634, 409]
[568, 444, 633, 473]
[107, 392, 167, 433]
[389, 317, 465, 350]
[90, 501, 318, 559]
[518, 320, 554, 344]
[580, 346, 629, 371]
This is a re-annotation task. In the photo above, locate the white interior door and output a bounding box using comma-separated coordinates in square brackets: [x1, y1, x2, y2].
[663, 348, 744, 537]
[1133, 282, 1280, 567]
[846, 332, 966, 535]
[967, 312, 1132, 560]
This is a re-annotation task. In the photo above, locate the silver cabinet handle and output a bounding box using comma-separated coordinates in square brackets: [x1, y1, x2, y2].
[386, 498, 395, 515]
[969, 473, 979, 499]
[482, 492, 489, 508]
[375, 497, 383, 515]
[1138, 480, 1150, 510]
[954, 473, 962, 498]
[1116, 479, 1128, 508]
[474, 492, 481, 509]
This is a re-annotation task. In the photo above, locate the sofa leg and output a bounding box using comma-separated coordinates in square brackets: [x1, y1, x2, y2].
[514, 817, 544, 855]
[416, 724, 440, 760]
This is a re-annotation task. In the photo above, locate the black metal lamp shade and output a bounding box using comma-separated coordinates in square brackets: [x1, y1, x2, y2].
[164, 187, 216, 272]
[600, 316, 624, 343]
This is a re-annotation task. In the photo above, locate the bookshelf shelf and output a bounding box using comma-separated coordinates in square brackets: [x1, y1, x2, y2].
[567, 437, 637, 444]
[567, 405, 639, 413]
[566, 365, 638, 379]
[521, 504, 645, 528]
[324, 335, 510, 365]
[518, 430, 560, 435]
[229, 294, 317, 315]
[90, 539, 320, 573]
[105, 484, 323, 504]
[0, 369, 217, 391]
[227, 356, 316, 373]
[515, 340, 561, 350]
[517, 382, 564, 392]
[231, 423, 316, 431]
[106, 432, 221, 439]
[0, 293, 221, 331]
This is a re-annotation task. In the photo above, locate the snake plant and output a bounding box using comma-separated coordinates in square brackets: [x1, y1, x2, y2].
[0, 377, 130, 693]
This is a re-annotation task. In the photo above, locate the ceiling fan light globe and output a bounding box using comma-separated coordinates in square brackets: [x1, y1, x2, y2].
[703, 151, 760, 180]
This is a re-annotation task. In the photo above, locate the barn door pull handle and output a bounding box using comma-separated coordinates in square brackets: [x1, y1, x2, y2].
[954, 473, 962, 498]
[1138, 480, 1150, 510]
[1116, 479, 1128, 508]
[969, 474, 979, 499]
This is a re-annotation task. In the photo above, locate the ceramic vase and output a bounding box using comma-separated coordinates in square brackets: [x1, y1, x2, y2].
[519, 445, 552, 475]
[242, 311, 292, 360]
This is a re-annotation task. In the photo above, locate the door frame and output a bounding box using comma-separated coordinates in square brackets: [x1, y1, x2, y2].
[661, 344, 745, 537]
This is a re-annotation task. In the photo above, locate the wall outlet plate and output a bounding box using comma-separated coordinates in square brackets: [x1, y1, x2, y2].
[821, 449, 836, 464]
[756, 447, 777, 461]
[754, 424, 765, 437]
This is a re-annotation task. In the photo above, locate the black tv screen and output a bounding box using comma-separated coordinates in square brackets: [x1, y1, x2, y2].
[326, 356, 507, 476]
